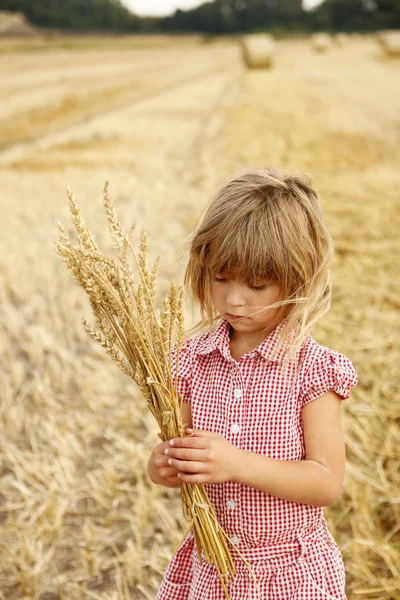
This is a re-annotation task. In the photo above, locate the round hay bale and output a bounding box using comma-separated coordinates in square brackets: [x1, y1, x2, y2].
[0, 11, 36, 35]
[377, 30, 400, 57]
[241, 33, 275, 69]
[334, 33, 348, 47]
[311, 32, 332, 53]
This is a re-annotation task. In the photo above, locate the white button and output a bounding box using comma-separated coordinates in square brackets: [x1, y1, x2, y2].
[227, 499, 236, 509]
[231, 535, 241, 545]
[231, 423, 240, 434]
[234, 388, 242, 398]
[249, 351, 257, 358]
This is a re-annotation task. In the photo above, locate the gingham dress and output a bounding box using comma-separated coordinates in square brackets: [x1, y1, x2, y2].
[156, 318, 358, 600]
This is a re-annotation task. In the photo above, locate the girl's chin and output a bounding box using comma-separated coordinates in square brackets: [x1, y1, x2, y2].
[225, 314, 249, 323]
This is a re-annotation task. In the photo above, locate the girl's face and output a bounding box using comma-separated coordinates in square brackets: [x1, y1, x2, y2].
[210, 273, 283, 341]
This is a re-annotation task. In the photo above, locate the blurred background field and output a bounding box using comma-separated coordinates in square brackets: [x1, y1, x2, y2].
[0, 15, 399, 600]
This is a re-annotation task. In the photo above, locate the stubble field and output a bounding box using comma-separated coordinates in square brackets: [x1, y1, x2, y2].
[0, 34, 399, 599]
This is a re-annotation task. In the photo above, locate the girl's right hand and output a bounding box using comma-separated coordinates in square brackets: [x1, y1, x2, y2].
[148, 440, 182, 488]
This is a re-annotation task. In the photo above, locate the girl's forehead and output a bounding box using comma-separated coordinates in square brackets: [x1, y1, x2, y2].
[206, 238, 278, 282]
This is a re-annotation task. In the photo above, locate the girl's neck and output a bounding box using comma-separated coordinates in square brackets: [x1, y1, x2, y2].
[229, 324, 276, 354]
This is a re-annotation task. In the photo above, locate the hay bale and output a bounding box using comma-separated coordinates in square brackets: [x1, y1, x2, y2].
[241, 33, 275, 69]
[0, 11, 36, 35]
[334, 33, 348, 47]
[377, 30, 400, 57]
[311, 32, 332, 53]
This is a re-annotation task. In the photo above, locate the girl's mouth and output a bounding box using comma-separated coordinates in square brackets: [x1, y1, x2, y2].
[226, 313, 246, 320]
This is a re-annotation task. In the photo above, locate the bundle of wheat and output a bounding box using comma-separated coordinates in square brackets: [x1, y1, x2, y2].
[377, 30, 400, 57]
[241, 33, 275, 69]
[54, 183, 258, 600]
[311, 32, 332, 53]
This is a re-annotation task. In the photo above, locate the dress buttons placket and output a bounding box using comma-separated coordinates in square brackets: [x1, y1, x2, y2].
[228, 364, 243, 442]
[226, 366, 242, 550]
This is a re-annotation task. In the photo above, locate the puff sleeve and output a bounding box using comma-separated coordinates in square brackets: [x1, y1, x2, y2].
[168, 339, 192, 403]
[300, 348, 358, 409]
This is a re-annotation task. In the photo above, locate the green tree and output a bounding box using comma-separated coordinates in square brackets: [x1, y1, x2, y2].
[374, 0, 400, 28]
[0, 0, 141, 31]
[161, 0, 304, 34]
[309, 0, 400, 31]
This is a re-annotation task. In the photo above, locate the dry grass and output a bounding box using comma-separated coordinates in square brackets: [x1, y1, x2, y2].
[0, 34, 398, 599]
[0, 33, 205, 54]
[0, 42, 236, 152]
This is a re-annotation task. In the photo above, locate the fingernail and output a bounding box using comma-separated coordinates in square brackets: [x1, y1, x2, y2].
[168, 458, 172, 465]
[169, 440, 174, 446]
[164, 449, 169, 455]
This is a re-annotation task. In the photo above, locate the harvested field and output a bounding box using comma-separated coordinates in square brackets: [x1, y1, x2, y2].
[0, 34, 399, 600]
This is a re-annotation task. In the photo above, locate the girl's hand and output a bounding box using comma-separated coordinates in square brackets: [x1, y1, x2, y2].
[164, 429, 240, 485]
[149, 440, 182, 488]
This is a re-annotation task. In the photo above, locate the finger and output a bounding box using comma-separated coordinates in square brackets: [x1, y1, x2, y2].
[177, 472, 208, 484]
[165, 476, 182, 487]
[154, 455, 171, 468]
[154, 441, 170, 455]
[167, 458, 207, 473]
[169, 436, 208, 449]
[164, 448, 205, 461]
[185, 429, 218, 438]
[160, 466, 180, 478]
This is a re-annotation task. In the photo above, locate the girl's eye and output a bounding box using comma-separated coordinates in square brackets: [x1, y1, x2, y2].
[214, 276, 227, 283]
[249, 284, 268, 292]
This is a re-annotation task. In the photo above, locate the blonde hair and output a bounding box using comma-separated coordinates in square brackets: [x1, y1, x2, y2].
[184, 166, 334, 362]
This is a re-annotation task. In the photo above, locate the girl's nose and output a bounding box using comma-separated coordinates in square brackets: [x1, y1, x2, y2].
[226, 287, 246, 306]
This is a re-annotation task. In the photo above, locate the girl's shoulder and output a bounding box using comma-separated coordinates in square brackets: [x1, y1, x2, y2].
[298, 335, 356, 370]
[296, 335, 358, 405]
[169, 330, 212, 380]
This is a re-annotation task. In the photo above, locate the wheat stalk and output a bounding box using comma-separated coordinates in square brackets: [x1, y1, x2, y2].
[54, 184, 259, 600]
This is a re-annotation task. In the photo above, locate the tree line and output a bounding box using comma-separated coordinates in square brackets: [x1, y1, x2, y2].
[1, 0, 399, 33]
[1, 0, 141, 31]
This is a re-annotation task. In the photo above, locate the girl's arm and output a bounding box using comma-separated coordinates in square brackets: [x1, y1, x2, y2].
[165, 391, 346, 506]
[233, 390, 345, 507]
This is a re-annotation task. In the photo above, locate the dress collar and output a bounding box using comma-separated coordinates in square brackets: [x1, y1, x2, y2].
[196, 318, 289, 363]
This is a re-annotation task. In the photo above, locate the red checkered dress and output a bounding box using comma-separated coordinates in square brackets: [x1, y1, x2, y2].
[155, 318, 358, 600]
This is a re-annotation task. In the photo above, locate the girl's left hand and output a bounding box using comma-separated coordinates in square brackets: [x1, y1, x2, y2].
[164, 429, 240, 485]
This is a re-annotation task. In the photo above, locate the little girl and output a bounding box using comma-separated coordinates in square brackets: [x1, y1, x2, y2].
[147, 167, 358, 600]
